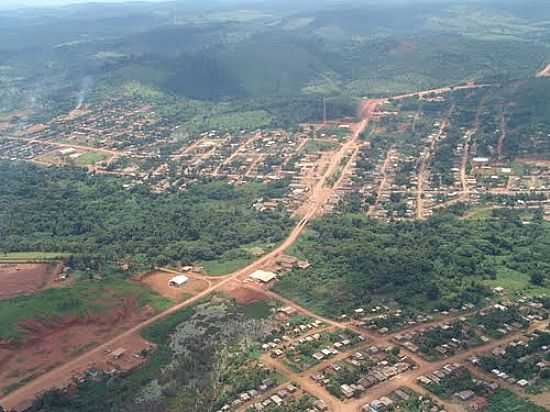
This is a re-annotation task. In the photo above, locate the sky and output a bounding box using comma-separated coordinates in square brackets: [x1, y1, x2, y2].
[0, 0, 166, 9]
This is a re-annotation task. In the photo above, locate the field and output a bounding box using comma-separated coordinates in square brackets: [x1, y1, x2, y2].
[73, 152, 111, 167]
[0, 263, 62, 301]
[0, 252, 68, 262]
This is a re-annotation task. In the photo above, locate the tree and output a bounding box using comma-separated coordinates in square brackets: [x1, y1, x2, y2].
[530, 273, 544, 286]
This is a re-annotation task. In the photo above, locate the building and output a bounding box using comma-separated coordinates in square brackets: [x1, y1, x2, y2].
[169, 275, 189, 287]
[469, 396, 488, 411]
[250, 270, 277, 283]
[111, 348, 126, 359]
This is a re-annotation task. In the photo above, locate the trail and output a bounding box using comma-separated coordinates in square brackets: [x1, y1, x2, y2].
[0, 101, 382, 412]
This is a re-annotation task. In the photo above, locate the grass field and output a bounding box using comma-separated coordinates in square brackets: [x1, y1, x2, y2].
[0, 252, 68, 262]
[74, 152, 110, 167]
[0, 279, 170, 342]
[487, 389, 547, 412]
[200, 256, 254, 276]
[483, 265, 550, 298]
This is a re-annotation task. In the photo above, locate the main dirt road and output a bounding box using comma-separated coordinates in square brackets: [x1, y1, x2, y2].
[416, 106, 454, 219]
[0, 102, 382, 412]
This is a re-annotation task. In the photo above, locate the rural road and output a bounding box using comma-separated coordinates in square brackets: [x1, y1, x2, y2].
[0, 100, 381, 411]
[1, 82, 491, 410]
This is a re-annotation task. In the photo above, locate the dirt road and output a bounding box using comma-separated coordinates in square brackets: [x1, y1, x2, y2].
[0, 101, 382, 412]
[496, 109, 508, 160]
[389, 83, 494, 102]
[367, 147, 394, 217]
[416, 108, 453, 219]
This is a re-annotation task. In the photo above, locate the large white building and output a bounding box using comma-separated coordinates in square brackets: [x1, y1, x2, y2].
[169, 275, 189, 287]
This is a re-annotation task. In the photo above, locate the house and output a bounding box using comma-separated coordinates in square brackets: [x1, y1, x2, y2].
[469, 396, 488, 411]
[250, 270, 277, 283]
[455, 390, 475, 401]
[111, 348, 126, 359]
[169, 275, 189, 287]
[313, 400, 328, 411]
[341, 384, 355, 398]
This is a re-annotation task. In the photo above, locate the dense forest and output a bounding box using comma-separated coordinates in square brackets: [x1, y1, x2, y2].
[276, 210, 550, 315]
[0, 162, 293, 274]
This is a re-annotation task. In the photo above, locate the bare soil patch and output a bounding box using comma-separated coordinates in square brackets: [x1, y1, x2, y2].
[139, 270, 209, 301]
[0, 263, 62, 301]
[0, 299, 154, 397]
[225, 285, 269, 304]
[515, 156, 550, 166]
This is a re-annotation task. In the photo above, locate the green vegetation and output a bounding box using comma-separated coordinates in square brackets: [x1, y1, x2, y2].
[0, 280, 170, 342]
[487, 389, 548, 412]
[73, 152, 110, 167]
[0, 162, 293, 274]
[0, 252, 68, 262]
[275, 211, 550, 316]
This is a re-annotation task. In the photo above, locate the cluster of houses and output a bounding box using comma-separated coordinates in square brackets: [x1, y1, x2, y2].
[0, 139, 55, 161]
[217, 377, 278, 411]
[245, 384, 328, 412]
[418, 364, 497, 411]
[395, 320, 481, 359]
[262, 319, 325, 357]
[363, 388, 445, 412]
[249, 256, 311, 285]
[312, 346, 415, 399]
[470, 332, 550, 389]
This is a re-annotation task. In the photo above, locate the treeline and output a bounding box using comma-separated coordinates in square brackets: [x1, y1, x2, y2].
[0, 162, 293, 274]
[275, 211, 550, 315]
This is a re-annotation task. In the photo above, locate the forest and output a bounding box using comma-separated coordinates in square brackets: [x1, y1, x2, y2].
[276, 209, 550, 315]
[0, 162, 293, 274]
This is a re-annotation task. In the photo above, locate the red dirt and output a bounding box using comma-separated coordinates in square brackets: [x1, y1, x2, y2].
[225, 285, 269, 304]
[0, 299, 154, 398]
[139, 270, 210, 301]
[0, 263, 62, 301]
[515, 156, 550, 166]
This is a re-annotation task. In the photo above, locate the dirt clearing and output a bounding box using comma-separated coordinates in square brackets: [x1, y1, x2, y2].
[139, 270, 209, 301]
[0, 299, 154, 398]
[225, 285, 269, 304]
[0, 263, 62, 301]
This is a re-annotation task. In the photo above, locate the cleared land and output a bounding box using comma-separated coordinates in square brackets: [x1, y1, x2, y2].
[139, 270, 210, 301]
[0, 263, 62, 301]
[0, 297, 155, 397]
